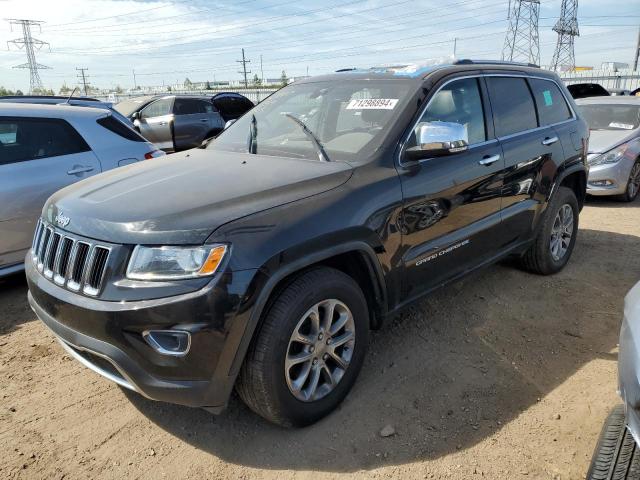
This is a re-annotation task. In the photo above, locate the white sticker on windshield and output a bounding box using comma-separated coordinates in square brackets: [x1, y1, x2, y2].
[609, 122, 634, 130]
[346, 98, 399, 110]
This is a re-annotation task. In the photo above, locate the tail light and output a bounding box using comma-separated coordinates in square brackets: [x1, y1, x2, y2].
[144, 150, 165, 160]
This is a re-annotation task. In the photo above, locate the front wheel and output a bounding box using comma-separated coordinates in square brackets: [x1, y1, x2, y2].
[620, 160, 640, 203]
[236, 267, 369, 427]
[519, 186, 579, 275]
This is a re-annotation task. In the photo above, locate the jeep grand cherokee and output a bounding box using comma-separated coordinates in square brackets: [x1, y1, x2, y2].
[26, 60, 589, 427]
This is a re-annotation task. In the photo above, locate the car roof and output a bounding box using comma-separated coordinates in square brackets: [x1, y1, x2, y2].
[0, 102, 110, 119]
[576, 96, 640, 105]
[296, 60, 552, 84]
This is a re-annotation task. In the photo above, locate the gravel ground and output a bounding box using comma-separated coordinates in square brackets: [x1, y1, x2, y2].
[1, 197, 639, 480]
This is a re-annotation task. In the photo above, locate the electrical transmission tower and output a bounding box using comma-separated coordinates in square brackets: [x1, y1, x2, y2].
[236, 48, 251, 88]
[502, 0, 540, 65]
[6, 19, 50, 94]
[550, 0, 580, 71]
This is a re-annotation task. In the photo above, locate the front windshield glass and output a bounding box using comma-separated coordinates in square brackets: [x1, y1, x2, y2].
[208, 79, 414, 162]
[579, 104, 640, 131]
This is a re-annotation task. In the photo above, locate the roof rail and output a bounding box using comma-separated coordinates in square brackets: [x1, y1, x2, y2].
[454, 59, 540, 68]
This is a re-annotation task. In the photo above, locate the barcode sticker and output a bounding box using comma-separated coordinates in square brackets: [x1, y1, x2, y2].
[346, 98, 399, 110]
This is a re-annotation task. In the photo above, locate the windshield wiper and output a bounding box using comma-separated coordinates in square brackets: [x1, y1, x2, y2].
[247, 114, 257, 154]
[283, 113, 330, 162]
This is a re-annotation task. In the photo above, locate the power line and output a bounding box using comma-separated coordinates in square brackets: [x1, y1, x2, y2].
[237, 48, 251, 88]
[47, 3, 173, 27]
[6, 18, 51, 94]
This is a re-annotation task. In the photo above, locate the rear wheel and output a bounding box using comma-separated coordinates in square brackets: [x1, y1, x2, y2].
[620, 160, 640, 203]
[236, 267, 369, 427]
[519, 186, 579, 275]
[587, 405, 640, 480]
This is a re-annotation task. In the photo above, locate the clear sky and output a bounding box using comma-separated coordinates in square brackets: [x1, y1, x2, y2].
[0, 0, 639, 92]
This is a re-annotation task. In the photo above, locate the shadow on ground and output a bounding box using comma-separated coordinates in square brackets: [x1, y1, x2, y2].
[124, 227, 639, 472]
[0, 273, 30, 335]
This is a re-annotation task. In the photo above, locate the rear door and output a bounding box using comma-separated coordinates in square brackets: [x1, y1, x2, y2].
[0, 116, 101, 268]
[398, 76, 506, 301]
[136, 97, 174, 150]
[172, 98, 211, 150]
[485, 75, 566, 244]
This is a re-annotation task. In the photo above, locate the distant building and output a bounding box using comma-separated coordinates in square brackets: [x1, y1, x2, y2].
[601, 62, 630, 72]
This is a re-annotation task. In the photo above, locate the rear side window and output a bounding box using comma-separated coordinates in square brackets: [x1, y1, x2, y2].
[529, 79, 572, 126]
[173, 98, 207, 115]
[0, 117, 90, 165]
[97, 115, 146, 142]
[486, 77, 537, 137]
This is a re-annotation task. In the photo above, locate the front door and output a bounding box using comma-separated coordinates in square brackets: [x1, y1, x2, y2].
[397, 76, 505, 302]
[0, 117, 101, 269]
[136, 97, 174, 150]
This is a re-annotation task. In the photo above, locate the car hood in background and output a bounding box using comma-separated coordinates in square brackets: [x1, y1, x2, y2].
[43, 149, 353, 244]
[588, 129, 638, 154]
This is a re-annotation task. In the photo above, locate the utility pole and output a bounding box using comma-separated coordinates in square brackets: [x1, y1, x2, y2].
[236, 48, 251, 88]
[633, 26, 640, 72]
[501, 0, 540, 65]
[260, 54, 264, 84]
[132, 69, 137, 89]
[550, 0, 579, 71]
[6, 19, 50, 94]
[453, 37, 458, 57]
[76, 67, 89, 96]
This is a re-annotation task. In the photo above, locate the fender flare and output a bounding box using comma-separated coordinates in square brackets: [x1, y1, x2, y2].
[226, 240, 387, 378]
[550, 162, 587, 208]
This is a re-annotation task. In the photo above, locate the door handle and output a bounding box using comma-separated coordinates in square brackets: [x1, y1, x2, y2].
[158, 121, 168, 126]
[542, 136, 559, 146]
[200, 119, 209, 123]
[478, 154, 501, 166]
[67, 165, 94, 175]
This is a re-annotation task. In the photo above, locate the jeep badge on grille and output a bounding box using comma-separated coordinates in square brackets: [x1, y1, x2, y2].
[54, 212, 70, 228]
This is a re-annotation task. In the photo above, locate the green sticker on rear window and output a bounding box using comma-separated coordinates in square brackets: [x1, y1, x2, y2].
[543, 90, 553, 106]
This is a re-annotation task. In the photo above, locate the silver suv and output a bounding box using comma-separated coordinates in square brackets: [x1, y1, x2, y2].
[0, 102, 164, 277]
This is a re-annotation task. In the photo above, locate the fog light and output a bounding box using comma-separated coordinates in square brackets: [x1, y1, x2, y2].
[589, 180, 614, 187]
[143, 330, 191, 356]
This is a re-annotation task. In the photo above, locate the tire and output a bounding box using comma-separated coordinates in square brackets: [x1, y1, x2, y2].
[618, 160, 640, 203]
[236, 267, 369, 427]
[586, 405, 640, 480]
[519, 186, 579, 275]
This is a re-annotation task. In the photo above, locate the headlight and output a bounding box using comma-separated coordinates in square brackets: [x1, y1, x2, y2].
[126, 244, 227, 280]
[589, 142, 631, 166]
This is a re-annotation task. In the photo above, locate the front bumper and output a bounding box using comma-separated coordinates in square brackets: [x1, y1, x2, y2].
[26, 254, 259, 411]
[618, 282, 640, 444]
[586, 159, 633, 196]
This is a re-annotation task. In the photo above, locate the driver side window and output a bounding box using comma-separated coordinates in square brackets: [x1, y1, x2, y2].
[141, 98, 173, 119]
[410, 78, 486, 148]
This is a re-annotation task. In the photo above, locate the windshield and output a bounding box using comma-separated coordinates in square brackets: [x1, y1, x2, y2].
[208, 79, 414, 162]
[579, 104, 640, 131]
[114, 97, 155, 117]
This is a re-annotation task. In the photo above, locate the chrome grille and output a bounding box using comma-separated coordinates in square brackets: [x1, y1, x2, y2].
[31, 219, 112, 296]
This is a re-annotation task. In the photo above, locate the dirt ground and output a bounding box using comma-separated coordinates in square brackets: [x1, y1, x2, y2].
[1, 197, 639, 480]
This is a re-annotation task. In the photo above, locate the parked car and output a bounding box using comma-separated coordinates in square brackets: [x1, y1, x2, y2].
[0, 103, 164, 277]
[587, 281, 640, 479]
[26, 60, 588, 427]
[576, 97, 640, 201]
[567, 83, 611, 99]
[114, 93, 254, 152]
[0, 95, 133, 126]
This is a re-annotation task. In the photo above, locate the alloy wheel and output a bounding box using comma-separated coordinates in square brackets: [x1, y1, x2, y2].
[628, 162, 640, 200]
[285, 299, 355, 402]
[550, 204, 574, 261]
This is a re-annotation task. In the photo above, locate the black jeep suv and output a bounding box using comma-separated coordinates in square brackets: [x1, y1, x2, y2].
[26, 60, 588, 427]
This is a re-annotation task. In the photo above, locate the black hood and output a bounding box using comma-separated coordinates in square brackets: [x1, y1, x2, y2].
[44, 149, 353, 244]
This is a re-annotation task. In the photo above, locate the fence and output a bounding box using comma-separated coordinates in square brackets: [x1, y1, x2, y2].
[559, 69, 640, 92]
[96, 87, 280, 104]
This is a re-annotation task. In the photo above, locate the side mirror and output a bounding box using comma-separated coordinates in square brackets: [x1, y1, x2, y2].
[404, 121, 468, 162]
[224, 119, 237, 129]
[131, 111, 140, 120]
